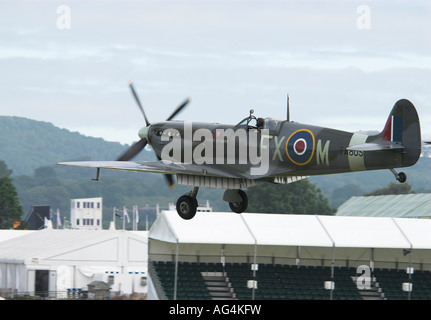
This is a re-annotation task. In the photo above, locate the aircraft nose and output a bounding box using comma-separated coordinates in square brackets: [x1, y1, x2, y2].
[138, 125, 150, 141]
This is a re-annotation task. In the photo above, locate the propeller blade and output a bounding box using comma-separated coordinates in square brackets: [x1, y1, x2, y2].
[117, 138, 147, 161]
[156, 154, 176, 189]
[164, 174, 176, 190]
[128, 81, 150, 126]
[166, 97, 191, 121]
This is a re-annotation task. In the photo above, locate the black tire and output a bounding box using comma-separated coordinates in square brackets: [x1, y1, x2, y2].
[397, 172, 407, 183]
[229, 190, 248, 214]
[176, 195, 197, 220]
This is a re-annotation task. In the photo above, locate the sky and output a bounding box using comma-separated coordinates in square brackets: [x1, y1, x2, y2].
[1, 0, 430, 145]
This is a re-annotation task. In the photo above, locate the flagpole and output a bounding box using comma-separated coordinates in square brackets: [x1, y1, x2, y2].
[132, 205, 135, 231]
[57, 209, 61, 229]
[134, 205, 139, 231]
[146, 204, 149, 231]
[123, 206, 126, 231]
[113, 207, 116, 229]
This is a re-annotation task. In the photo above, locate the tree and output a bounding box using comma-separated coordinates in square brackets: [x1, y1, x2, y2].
[247, 180, 333, 215]
[0, 160, 12, 178]
[0, 160, 23, 228]
[330, 184, 364, 209]
[363, 182, 415, 196]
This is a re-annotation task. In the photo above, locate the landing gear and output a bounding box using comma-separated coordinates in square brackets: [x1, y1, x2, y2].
[176, 187, 199, 220]
[224, 189, 248, 214]
[176, 195, 197, 220]
[175, 187, 249, 220]
[390, 169, 407, 183]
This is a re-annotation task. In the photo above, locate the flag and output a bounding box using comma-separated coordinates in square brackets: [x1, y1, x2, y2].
[115, 209, 122, 219]
[123, 207, 130, 223]
[57, 209, 62, 227]
[135, 206, 139, 224]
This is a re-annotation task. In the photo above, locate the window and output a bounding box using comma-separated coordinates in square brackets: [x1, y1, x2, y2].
[76, 202, 80, 208]
[76, 219, 80, 225]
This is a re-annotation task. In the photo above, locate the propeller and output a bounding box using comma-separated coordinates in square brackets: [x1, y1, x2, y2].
[117, 81, 191, 189]
[128, 81, 150, 126]
[117, 138, 148, 161]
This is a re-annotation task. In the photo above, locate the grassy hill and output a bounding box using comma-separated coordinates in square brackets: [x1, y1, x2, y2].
[0, 116, 149, 176]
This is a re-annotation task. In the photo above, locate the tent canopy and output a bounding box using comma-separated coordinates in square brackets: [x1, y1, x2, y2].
[0, 229, 148, 265]
[149, 211, 431, 250]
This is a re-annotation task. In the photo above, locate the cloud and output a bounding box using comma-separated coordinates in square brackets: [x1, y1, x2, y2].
[1, 0, 430, 143]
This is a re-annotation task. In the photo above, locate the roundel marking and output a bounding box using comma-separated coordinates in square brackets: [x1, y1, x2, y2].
[285, 129, 315, 165]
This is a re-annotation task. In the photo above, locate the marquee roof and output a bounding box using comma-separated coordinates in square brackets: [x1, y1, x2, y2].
[149, 211, 431, 250]
[0, 229, 148, 265]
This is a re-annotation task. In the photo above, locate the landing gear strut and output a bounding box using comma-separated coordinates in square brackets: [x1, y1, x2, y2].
[176, 187, 199, 220]
[390, 169, 407, 183]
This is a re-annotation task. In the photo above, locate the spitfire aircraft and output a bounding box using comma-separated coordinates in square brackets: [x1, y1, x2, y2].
[58, 83, 424, 220]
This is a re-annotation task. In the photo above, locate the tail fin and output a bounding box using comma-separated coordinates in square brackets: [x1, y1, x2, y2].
[381, 99, 421, 166]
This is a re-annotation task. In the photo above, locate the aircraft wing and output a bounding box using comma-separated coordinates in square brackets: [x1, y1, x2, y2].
[346, 141, 405, 151]
[57, 160, 249, 179]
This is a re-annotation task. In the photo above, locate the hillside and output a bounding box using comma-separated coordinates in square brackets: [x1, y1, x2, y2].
[0, 116, 228, 225]
[0, 116, 152, 176]
[1, 115, 430, 226]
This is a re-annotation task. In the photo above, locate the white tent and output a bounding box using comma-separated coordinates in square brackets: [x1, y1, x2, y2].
[149, 211, 431, 268]
[0, 229, 148, 298]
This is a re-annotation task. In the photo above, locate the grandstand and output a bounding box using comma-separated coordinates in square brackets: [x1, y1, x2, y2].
[147, 211, 431, 300]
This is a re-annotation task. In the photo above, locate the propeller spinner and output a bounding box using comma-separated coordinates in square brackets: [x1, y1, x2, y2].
[116, 82, 191, 189]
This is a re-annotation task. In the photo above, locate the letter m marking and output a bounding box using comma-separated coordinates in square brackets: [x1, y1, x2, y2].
[316, 140, 330, 165]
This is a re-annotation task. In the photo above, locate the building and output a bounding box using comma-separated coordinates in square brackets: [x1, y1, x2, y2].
[0, 229, 148, 298]
[70, 197, 103, 230]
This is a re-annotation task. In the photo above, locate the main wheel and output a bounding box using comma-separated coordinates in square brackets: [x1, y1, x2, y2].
[229, 190, 248, 214]
[176, 195, 198, 220]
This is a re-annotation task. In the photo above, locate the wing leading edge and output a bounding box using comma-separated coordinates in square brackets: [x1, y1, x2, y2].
[57, 160, 249, 179]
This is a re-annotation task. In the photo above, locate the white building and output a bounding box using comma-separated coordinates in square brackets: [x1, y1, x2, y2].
[71, 197, 103, 230]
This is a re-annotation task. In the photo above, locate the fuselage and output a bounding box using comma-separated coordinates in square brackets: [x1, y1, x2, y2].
[141, 117, 413, 181]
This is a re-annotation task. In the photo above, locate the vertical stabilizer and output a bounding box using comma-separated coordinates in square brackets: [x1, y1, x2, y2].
[381, 99, 421, 167]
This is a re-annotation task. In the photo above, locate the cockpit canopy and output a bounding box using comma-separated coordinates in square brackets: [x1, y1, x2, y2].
[236, 112, 284, 133]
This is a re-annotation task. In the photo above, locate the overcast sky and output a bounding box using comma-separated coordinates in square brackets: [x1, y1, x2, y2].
[1, 0, 430, 145]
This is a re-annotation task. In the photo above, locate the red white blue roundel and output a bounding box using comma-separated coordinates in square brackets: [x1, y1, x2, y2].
[285, 129, 315, 165]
